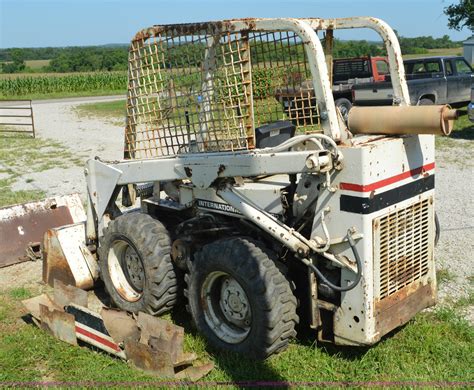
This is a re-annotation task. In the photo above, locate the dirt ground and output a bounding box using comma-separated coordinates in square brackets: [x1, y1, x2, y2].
[1, 97, 473, 323]
[10, 96, 124, 200]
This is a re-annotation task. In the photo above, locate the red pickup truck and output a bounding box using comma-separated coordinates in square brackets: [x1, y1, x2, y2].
[276, 56, 389, 121]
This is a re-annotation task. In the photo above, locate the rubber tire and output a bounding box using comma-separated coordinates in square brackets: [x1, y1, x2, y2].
[98, 213, 178, 315]
[335, 98, 352, 121]
[186, 237, 298, 359]
[419, 98, 434, 106]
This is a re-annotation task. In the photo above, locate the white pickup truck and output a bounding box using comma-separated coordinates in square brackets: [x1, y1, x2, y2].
[353, 56, 473, 107]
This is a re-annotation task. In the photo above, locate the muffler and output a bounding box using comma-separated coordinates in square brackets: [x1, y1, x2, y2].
[348, 105, 458, 136]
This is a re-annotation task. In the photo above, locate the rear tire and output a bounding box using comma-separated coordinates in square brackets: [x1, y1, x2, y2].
[186, 237, 298, 359]
[98, 213, 179, 315]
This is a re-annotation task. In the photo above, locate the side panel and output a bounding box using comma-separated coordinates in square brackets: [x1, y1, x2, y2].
[312, 134, 436, 345]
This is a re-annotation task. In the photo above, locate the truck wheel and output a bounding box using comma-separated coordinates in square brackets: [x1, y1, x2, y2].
[98, 213, 179, 314]
[335, 98, 352, 121]
[186, 237, 298, 359]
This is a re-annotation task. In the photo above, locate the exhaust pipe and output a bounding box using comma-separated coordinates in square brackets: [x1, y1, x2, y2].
[348, 105, 458, 136]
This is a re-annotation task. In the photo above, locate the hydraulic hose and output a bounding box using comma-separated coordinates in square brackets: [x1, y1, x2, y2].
[302, 230, 363, 292]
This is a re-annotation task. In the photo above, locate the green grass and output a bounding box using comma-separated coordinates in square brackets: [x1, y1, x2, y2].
[0, 188, 47, 209]
[0, 287, 472, 385]
[435, 107, 474, 153]
[8, 287, 33, 300]
[436, 268, 455, 284]
[0, 133, 82, 207]
[3, 89, 126, 101]
[75, 99, 126, 123]
[403, 47, 463, 60]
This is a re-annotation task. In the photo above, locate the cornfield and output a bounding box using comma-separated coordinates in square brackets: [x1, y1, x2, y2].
[0, 72, 127, 96]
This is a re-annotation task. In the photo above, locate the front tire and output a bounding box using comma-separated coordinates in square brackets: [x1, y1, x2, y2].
[98, 213, 179, 315]
[186, 237, 298, 359]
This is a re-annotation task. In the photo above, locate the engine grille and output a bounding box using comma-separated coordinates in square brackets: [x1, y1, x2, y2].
[375, 198, 432, 299]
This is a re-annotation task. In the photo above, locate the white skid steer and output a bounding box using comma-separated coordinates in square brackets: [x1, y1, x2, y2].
[42, 17, 457, 359]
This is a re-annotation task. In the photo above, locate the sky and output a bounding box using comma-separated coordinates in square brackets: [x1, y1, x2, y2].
[0, 0, 472, 48]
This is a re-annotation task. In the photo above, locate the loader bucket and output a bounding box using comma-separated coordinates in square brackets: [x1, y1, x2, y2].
[0, 194, 86, 268]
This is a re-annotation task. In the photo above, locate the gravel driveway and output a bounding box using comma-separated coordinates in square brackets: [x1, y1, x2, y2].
[3, 98, 473, 323]
[11, 96, 125, 199]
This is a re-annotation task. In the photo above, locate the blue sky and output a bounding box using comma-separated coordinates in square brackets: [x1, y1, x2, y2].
[0, 0, 472, 48]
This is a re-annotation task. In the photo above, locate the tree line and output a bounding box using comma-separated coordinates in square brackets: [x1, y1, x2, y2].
[0, 34, 464, 74]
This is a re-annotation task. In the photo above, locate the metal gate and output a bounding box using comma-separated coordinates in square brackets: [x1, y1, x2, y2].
[0, 100, 36, 138]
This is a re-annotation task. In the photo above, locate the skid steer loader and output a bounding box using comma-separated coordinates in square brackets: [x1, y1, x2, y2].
[45, 17, 457, 359]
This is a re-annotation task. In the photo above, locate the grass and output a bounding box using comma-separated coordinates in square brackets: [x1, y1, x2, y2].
[0, 133, 82, 207]
[403, 47, 463, 60]
[0, 286, 472, 385]
[75, 99, 126, 124]
[435, 107, 474, 153]
[25, 59, 50, 70]
[436, 268, 455, 284]
[2, 89, 126, 101]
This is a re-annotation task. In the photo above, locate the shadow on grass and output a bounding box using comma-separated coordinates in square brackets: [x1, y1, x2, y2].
[297, 320, 411, 363]
[170, 305, 291, 388]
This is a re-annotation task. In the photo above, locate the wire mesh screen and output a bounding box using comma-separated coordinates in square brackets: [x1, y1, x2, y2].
[125, 24, 321, 159]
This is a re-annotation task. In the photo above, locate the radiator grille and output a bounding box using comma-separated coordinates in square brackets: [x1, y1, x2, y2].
[376, 198, 431, 299]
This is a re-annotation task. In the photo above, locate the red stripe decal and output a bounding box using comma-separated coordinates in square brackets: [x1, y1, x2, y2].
[339, 162, 435, 193]
[75, 325, 121, 352]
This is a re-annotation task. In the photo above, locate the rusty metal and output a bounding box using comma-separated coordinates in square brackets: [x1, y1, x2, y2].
[324, 29, 334, 86]
[0, 197, 77, 268]
[22, 294, 61, 320]
[137, 312, 184, 356]
[24, 291, 212, 379]
[373, 197, 433, 299]
[39, 304, 77, 346]
[348, 105, 457, 136]
[25, 242, 42, 262]
[124, 338, 175, 378]
[175, 362, 215, 381]
[53, 279, 88, 308]
[101, 307, 140, 343]
[136, 311, 185, 365]
[43, 223, 98, 289]
[173, 352, 198, 368]
[65, 304, 127, 358]
[0, 100, 35, 138]
[374, 281, 436, 338]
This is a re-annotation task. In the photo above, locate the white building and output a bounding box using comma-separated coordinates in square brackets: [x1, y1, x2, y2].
[464, 35, 474, 65]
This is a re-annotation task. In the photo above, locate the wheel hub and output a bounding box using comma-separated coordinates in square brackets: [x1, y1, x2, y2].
[123, 246, 145, 292]
[220, 278, 250, 326]
[108, 238, 144, 302]
[201, 271, 252, 344]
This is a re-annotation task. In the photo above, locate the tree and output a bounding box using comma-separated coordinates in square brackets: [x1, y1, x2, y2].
[1, 49, 25, 73]
[444, 0, 474, 33]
